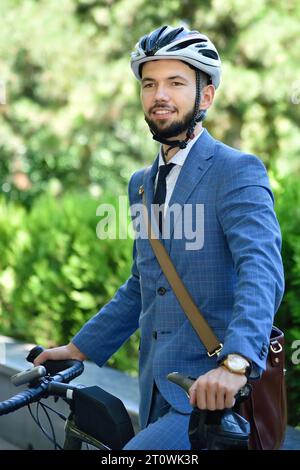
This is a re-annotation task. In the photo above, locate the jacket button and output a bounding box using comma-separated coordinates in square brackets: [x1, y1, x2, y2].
[157, 287, 166, 295]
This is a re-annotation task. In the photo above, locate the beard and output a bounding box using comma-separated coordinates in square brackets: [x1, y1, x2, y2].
[145, 107, 194, 139]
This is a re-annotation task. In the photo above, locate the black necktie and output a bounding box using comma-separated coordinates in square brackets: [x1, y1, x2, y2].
[153, 163, 175, 233]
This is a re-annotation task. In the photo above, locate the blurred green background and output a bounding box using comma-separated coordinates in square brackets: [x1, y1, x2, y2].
[0, 0, 300, 425]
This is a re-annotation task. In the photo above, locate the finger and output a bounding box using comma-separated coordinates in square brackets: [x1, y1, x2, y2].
[33, 347, 63, 365]
[197, 385, 207, 410]
[224, 391, 236, 409]
[33, 351, 50, 366]
[206, 388, 218, 411]
[216, 388, 226, 410]
[189, 387, 197, 406]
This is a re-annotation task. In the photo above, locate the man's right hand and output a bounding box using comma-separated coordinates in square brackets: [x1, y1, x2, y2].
[33, 342, 87, 366]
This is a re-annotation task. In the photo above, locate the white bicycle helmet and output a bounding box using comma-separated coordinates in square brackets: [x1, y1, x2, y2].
[131, 25, 221, 89]
[131, 25, 221, 153]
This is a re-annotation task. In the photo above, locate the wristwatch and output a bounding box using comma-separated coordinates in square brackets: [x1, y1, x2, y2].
[221, 354, 251, 377]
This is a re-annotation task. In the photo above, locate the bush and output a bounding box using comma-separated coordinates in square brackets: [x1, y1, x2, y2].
[0, 198, 27, 332]
[274, 177, 300, 426]
[0, 191, 139, 375]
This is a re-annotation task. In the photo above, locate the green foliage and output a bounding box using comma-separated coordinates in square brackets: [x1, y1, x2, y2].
[274, 177, 300, 426]
[1, 0, 300, 206]
[0, 199, 27, 332]
[0, 191, 139, 375]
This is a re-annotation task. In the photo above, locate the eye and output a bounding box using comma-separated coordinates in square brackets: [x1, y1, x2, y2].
[172, 81, 184, 86]
[143, 82, 154, 88]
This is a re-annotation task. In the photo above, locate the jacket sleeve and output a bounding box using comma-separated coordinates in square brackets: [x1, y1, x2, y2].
[216, 154, 284, 373]
[72, 175, 141, 367]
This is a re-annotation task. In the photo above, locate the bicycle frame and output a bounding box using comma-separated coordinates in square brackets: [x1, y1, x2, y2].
[63, 416, 111, 450]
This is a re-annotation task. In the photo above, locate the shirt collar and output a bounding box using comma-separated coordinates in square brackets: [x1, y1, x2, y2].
[158, 127, 204, 168]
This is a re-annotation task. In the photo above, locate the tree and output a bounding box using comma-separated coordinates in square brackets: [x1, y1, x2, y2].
[1, 0, 299, 206]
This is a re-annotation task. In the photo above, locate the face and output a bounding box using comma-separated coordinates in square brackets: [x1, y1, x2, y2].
[140, 59, 197, 140]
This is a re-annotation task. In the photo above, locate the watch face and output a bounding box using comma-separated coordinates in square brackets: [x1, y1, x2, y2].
[228, 354, 248, 371]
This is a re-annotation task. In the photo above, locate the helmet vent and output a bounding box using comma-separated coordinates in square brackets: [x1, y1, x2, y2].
[200, 49, 219, 60]
[167, 38, 207, 52]
[141, 26, 185, 56]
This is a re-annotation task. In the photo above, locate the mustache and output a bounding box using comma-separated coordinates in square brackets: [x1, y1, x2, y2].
[149, 104, 177, 113]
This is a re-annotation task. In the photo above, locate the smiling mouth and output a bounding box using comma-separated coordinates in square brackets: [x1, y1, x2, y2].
[151, 109, 175, 119]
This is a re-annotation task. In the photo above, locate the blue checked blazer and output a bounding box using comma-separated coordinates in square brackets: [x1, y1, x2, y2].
[73, 128, 284, 429]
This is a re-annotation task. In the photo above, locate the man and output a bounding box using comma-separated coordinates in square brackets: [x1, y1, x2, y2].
[34, 26, 284, 449]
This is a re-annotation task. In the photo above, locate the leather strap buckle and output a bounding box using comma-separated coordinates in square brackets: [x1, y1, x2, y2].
[270, 341, 283, 354]
[207, 343, 223, 357]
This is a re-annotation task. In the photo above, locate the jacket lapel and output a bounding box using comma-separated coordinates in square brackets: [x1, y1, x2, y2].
[164, 129, 216, 253]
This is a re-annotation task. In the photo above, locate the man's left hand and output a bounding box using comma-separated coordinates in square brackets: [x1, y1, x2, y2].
[189, 366, 247, 410]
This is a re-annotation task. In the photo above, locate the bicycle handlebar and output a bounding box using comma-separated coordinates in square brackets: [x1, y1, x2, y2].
[167, 372, 252, 403]
[26, 344, 84, 384]
[26, 345, 83, 377]
[49, 360, 84, 384]
[0, 346, 84, 416]
[0, 381, 49, 416]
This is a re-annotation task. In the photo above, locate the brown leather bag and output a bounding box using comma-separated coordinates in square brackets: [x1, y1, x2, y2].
[141, 188, 287, 450]
[239, 325, 287, 450]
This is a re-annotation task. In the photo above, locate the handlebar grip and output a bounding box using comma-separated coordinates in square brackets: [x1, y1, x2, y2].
[167, 372, 251, 403]
[26, 345, 84, 378]
[52, 361, 84, 383]
[26, 345, 45, 363]
[167, 372, 194, 395]
[39, 359, 84, 377]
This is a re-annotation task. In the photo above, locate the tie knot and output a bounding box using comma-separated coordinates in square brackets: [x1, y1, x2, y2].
[158, 163, 175, 180]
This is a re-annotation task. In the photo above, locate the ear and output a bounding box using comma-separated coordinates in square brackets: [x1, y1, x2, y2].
[200, 84, 215, 110]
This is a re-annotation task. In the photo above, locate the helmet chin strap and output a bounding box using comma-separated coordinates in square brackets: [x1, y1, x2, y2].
[150, 70, 207, 156]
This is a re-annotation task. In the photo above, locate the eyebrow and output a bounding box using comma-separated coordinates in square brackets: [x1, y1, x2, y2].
[141, 75, 188, 83]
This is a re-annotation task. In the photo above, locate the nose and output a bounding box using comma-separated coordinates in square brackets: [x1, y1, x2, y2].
[154, 83, 170, 102]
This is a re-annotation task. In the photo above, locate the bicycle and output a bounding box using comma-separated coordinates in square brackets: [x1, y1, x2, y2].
[0, 346, 135, 450]
[0, 346, 251, 450]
